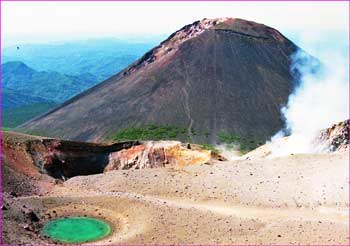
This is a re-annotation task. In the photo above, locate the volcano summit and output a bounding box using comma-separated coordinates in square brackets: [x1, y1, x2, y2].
[19, 18, 298, 144]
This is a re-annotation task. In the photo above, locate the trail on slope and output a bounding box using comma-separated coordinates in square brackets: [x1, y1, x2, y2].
[36, 191, 349, 224]
[178, 59, 194, 142]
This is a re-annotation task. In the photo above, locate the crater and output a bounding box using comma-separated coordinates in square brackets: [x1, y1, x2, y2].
[41, 204, 130, 244]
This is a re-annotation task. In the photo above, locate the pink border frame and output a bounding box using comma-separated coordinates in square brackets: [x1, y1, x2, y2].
[0, 0, 349, 1]
[0, 1, 349, 246]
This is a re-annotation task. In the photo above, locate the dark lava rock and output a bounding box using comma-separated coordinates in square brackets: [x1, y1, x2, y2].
[10, 192, 17, 197]
[26, 211, 40, 222]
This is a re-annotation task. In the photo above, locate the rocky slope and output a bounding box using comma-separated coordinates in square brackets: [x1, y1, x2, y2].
[2, 131, 214, 181]
[314, 119, 349, 152]
[19, 18, 299, 144]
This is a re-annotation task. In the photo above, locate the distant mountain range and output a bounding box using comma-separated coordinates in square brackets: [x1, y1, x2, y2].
[2, 38, 159, 81]
[1, 61, 98, 128]
[2, 39, 158, 128]
[2, 88, 52, 110]
[0, 60, 100, 127]
[2, 61, 99, 103]
[2, 87, 57, 128]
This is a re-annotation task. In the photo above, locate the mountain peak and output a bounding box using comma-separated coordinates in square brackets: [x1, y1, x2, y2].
[173, 17, 287, 45]
[3, 60, 29, 67]
[2, 61, 35, 74]
[124, 18, 288, 75]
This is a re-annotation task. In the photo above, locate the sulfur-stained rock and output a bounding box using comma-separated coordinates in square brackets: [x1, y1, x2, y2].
[2, 131, 214, 181]
[105, 141, 211, 171]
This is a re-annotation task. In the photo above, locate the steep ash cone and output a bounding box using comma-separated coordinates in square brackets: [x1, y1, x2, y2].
[19, 18, 298, 144]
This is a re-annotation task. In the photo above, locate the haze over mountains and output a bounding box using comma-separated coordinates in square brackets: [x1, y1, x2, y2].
[2, 61, 98, 104]
[2, 39, 159, 81]
[2, 61, 96, 128]
[2, 39, 157, 128]
[20, 18, 299, 146]
[2, 88, 51, 110]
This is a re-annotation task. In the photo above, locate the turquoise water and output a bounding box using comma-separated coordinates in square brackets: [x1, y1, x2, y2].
[43, 216, 111, 243]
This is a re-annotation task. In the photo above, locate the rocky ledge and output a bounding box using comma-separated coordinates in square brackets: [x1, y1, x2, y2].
[2, 131, 216, 180]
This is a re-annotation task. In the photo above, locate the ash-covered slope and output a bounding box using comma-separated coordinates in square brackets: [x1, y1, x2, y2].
[19, 18, 298, 143]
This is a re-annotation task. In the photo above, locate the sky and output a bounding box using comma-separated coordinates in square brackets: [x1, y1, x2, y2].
[1, 1, 349, 53]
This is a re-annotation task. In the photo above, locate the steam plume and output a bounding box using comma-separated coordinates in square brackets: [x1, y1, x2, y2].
[269, 46, 349, 156]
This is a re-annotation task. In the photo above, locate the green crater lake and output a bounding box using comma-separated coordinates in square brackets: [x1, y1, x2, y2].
[43, 216, 111, 243]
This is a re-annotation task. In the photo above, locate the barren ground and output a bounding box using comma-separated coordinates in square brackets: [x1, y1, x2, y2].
[3, 150, 349, 244]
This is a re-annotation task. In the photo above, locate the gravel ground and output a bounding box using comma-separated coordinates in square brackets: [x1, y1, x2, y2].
[4, 152, 348, 244]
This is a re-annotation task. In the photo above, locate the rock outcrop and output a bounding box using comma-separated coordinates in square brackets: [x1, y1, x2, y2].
[105, 141, 211, 171]
[2, 131, 138, 180]
[2, 131, 214, 181]
[314, 119, 349, 152]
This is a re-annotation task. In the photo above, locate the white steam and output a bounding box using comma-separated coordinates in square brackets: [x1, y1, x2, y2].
[269, 48, 349, 156]
[215, 143, 242, 161]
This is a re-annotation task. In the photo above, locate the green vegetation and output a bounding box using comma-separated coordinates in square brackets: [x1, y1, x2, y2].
[109, 127, 260, 154]
[109, 125, 188, 141]
[218, 131, 260, 154]
[239, 140, 260, 154]
[200, 144, 220, 155]
[2, 102, 57, 128]
[2, 127, 11, 132]
[218, 131, 241, 143]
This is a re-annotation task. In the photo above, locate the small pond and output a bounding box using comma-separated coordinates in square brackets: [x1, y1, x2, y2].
[43, 216, 111, 243]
